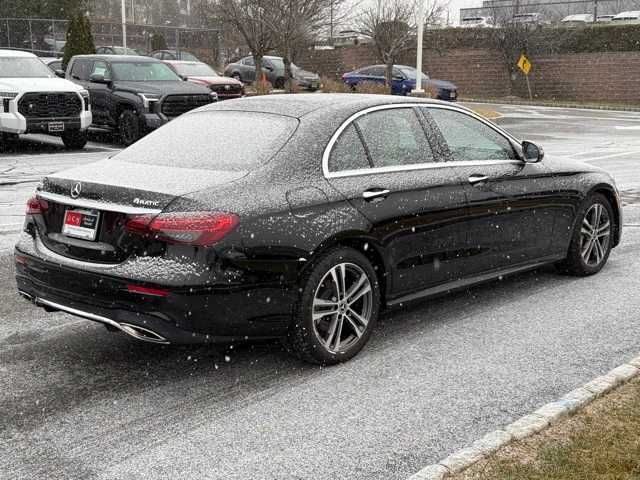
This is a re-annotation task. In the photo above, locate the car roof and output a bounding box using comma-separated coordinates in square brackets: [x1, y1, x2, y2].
[198, 93, 456, 119]
[0, 49, 37, 58]
[71, 54, 158, 62]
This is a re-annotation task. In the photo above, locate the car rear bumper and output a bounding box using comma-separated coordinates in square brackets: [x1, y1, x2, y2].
[14, 242, 295, 344]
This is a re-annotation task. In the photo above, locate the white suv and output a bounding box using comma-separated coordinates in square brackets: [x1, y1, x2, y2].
[0, 50, 92, 149]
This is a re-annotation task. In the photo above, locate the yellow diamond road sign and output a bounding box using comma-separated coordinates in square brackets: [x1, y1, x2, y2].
[517, 54, 532, 75]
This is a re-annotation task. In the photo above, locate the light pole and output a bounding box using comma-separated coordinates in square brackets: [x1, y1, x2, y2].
[121, 0, 127, 49]
[411, 0, 426, 95]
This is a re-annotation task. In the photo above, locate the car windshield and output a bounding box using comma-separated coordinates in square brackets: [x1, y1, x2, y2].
[174, 63, 218, 77]
[111, 62, 181, 81]
[0, 57, 54, 78]
[398, 66, 430, 81]
[114, 111, 298, 171]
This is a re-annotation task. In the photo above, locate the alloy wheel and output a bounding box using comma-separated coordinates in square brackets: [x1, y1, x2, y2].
[312, 263, 373, 354]
[580, 203, 611, 267]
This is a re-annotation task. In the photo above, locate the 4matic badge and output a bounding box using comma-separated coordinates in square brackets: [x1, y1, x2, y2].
[133, 197, 160, 207]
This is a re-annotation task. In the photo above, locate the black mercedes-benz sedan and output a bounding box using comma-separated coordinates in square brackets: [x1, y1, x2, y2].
[15, 94, 622, 364]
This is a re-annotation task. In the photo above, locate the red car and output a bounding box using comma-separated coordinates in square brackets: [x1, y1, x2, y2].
[164, 60, 244, 100]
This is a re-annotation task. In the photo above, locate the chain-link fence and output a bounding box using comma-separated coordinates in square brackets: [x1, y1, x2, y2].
[0, 18, 221, 66]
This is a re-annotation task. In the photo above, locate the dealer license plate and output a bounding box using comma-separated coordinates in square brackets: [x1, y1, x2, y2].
[48, 122, 65, 132]
[62, 209, 100, 241]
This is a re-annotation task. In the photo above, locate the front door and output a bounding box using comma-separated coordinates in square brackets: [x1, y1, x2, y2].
[325, 106, 469, 298]
[421, 106, 556, 274]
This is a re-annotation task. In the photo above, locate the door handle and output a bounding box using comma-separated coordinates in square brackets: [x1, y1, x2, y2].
[362, 188, 390, 201]
[468, 174, 489, 186]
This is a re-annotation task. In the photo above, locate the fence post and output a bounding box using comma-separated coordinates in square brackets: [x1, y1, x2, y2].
[29, 19, 34, 53]
[6, 19, 10, 47]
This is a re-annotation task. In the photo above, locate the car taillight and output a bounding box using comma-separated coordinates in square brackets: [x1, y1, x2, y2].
[26, 196, 47, 215]
[125, 212, 239, 246]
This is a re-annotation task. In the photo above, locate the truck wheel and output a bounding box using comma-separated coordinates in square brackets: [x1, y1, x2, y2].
[61, 130, 88, 150]
[118, 109, 141, 146]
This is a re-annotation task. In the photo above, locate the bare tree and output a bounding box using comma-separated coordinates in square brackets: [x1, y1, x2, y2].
[357, 0, 447, 93]
[216, 0, 276, 86]
[357, 1, 416, 92]
[265, 0, 345, 92]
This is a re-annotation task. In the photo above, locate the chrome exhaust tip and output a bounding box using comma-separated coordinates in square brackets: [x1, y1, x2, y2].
[18, 290, 34, 302]
[118, 323, 168, 344]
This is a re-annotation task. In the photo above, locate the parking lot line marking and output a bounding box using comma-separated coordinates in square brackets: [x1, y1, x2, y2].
[582, 150, 640, 162]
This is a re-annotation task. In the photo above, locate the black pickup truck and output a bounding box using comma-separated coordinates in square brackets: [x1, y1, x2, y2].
[66, 55, 217, 145]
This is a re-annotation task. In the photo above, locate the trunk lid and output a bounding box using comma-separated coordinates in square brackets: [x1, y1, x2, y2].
[36, 159, 246, 263]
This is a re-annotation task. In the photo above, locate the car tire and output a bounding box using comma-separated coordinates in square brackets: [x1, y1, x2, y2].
[274, 77, 286, 89]
[118, 109, 141, 147]
[231, 72, 242, 83]
[61, 129, 88, 150]
[285, 247, 380, 365]
[556, 193, 614, 276]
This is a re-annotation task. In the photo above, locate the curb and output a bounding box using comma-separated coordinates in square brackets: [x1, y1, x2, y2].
[408, 355, 640, 480]
[460, 98, 640, 113]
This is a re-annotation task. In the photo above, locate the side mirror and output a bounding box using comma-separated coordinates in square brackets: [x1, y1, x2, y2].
[264, 65, 274, 71]
[522, 140, 544, 162]
[392, 75, 404, 81]
[89, 73, 108, 84]
[54, 69, 65, 78]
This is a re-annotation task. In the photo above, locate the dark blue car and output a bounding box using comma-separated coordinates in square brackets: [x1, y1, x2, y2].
[342, 64, 458, 101]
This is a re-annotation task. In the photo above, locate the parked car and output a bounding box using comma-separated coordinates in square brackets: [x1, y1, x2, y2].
[611, 11, 640, 23]
[14, 94, 621, 363]
[0, 50, 91, 149]
[224, 55, 321, 90]
[510, 12, 547, 25]
[460, 16, 494, 27]
[332, 30, 373, 46]
[561, 13, 594, 25]
[341, 64, 458, 100]
[596, 14, 616, 22]
[164, 60, 244, 100]
[96, 46, 140, 55]
[40, 57, 64, 76]
[150, 50, 201, 61]
[65, 54, 216, 146]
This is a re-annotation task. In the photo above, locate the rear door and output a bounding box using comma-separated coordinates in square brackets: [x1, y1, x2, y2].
[324, 105, 470, 298]
[420, 105, 556, 274]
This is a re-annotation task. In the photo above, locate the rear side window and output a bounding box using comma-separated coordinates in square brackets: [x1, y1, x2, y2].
[355, 108, 435, 167]
[426, 108, 517, 161]
[328, 124, 370, 172]
[114, 111, 298, 171]
[70, 59, 91, 80]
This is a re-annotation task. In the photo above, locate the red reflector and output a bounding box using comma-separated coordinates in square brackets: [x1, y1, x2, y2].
[15, 254, 27, 265]
[26, 196, 47, 215]
[126, 284, 170, 297]
[126, 211, 239, 246]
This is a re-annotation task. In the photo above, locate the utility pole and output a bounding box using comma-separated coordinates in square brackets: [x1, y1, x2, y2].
[121, 0, 127, 48]
[411, 0, 426, 95]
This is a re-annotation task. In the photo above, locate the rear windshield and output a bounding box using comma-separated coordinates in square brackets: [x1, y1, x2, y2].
[114, 111, 298, 171]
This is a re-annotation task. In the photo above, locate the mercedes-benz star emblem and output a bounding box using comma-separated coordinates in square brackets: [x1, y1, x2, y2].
[70, 182, 82, 199]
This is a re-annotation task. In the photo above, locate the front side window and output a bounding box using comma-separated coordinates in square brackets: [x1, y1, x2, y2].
[355, 108, 435, 168]
[70, 59, 92, 81]
[243, 57, 255, 66]
[328, 124, 370, 172]
[91, 60, 111, 80]
[111, 62, 181, 81]
[426, 108, 517, 162]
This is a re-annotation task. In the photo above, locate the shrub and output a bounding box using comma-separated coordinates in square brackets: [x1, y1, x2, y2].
[253, 79, 273, 96]
[150, 32, 167, 52]
[355, 81, 390, 95]
[321, 77, 353, 93]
